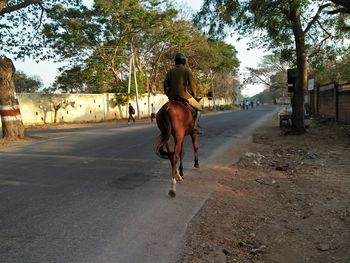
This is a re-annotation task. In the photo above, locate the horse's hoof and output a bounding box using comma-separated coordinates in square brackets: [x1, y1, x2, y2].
[176, 176, 184, 182]
[168, 190, 176, 197]
[194, 164, 199, 168]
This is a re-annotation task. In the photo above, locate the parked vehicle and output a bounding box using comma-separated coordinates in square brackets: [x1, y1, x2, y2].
[278, 104, 310, 128]
[278, 104, 292, 128]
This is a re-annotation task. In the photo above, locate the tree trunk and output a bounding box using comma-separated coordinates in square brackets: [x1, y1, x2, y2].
[290, 8, 306, 134]
[0, 57, 25, 139]
[54, 109, 58, 123]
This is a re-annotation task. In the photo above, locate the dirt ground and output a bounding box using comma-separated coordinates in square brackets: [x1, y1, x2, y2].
[182, 117, 350, 263]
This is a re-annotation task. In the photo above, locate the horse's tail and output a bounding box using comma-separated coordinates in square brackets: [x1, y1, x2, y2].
[155, 105, 173, 159]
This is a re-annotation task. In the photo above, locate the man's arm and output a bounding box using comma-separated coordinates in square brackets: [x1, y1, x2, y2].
[187, 69, 196, 97]
[163, 74, 169, 97]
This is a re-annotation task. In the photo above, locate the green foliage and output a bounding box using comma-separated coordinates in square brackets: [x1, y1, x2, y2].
[312, 49, 350, 85]
[195, 0, 350, 131]
[0, 1, 82, 60]
[202, 104, 235, 113]
[112, 92, 130, 106]
[210, 40, 240, 74]
[43, 0, 240, 97]
[43, 0, 183, 95]
[216, 104, 235, 111]
[1, 0, 242, 98]
[195, 1, 349, 61]
[176, 34, 240, 97]
[52, 65, 87, 93]
[13, 70, 43, 93]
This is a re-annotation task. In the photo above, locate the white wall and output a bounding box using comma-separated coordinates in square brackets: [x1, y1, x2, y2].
[0, 93, 233, 127]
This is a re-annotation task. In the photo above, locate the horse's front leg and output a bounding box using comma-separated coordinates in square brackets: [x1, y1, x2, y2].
[191, 133, 199, 168]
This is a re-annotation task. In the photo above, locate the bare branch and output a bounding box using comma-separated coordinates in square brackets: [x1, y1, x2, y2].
[326, 0, 350, 14]
[304, 4, 332, 34]
[308, 20, 333, 59]
[245, 68, 273, 87]
[0, 0, 42, 16]
[110, 46, 121, 83]
[327, 7, 350, 15]
[331, 0, 350, 9]
[31, 2, 45, 43]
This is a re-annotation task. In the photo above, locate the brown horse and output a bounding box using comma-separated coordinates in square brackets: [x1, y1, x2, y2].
[155, 100, 199, 197]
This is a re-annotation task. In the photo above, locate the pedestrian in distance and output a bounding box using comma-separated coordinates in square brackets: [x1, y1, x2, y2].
[128, 103, 135, 124]
[151, 103, 156, 122]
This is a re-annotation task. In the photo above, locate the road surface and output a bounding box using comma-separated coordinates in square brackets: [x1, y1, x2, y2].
[0, 105, 275, 263]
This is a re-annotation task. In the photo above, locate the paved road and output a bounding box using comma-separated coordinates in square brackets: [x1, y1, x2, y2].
[0, 105, 275, 263]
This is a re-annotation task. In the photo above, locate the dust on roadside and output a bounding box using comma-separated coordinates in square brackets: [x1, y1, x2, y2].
[182, 117, 350, 263]
[0, 119, 132, 149]
[0, 123, 92, 149]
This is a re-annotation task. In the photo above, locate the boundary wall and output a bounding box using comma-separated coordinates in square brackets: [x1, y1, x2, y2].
[1, 93, 233, 126]
[309, 82, 350, 123]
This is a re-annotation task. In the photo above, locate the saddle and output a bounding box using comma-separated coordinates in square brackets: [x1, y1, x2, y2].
[170, 96, 196, 116]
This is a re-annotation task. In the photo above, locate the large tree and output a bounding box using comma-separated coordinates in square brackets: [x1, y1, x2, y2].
[195, 0, 350, 133]
[42, 0, 181, 95]
[245, 54, 292, 101]
[44, 1, 240, 102]
[14, 70, 43, 93]
[0, 0, 81, 139]
[189, 39, 240, 99]
[311, 50, 350, 85]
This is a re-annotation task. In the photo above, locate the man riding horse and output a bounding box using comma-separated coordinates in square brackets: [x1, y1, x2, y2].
[163, 52, 202, 134]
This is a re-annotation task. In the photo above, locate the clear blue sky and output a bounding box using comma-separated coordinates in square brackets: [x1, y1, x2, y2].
[14, 0, 265, 97]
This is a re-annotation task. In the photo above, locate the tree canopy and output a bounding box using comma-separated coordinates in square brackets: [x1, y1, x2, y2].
[0, 0, 82, 60]
[195, 1, 349, 60]
[42, 0, 240, 98]
[1, 0, 241, 99]
[245, 54, 292, 101]
[195, 0, 350, 132]
[13, 70, 43, 92]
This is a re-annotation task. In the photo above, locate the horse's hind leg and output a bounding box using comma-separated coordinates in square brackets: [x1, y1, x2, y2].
[178, 140, 185, 178]
[191, 133, 199, 168]
[168, 138, 183, 197]
[168, 151, 176, 197]
[174, 138, 184, 182]
[169, 176, 177, 198]
[166, 141, 171, 156]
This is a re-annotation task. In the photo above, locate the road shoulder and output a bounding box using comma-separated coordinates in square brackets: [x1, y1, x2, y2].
[181, 116, 350, 263]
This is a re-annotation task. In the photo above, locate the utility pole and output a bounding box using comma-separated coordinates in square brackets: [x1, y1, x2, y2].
[132, 52, 140, 119]
[210, 70, 216, 110]
[127, 45, 140, 119]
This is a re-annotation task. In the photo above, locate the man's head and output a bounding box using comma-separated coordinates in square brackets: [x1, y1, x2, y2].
[174, 52, 186, 65]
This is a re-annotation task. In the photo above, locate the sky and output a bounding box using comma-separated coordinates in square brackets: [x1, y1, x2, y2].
[13, 0, 266, 97]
